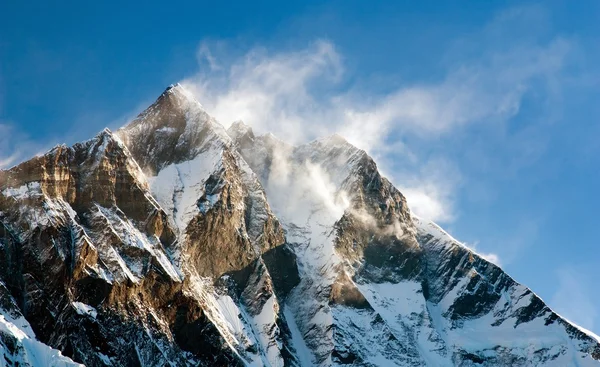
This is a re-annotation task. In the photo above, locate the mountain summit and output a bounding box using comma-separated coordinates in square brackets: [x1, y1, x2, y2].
[1, 84, 599, 366]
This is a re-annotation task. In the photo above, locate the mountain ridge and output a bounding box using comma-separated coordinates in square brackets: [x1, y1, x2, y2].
[0, 84, 598, 366]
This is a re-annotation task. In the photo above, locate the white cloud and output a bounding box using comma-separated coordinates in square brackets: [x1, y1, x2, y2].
[462, 240, 502, 266]
[389, 158, 462, 223]
[340, 37, 569, 140]
[403, 188, 452, 224]
[179, 16, 569, 224]
[181, 40, 343, 144]
[182, 36, 569, 151]
[478, 252, 501, 266]
[196, 40, 222, 72]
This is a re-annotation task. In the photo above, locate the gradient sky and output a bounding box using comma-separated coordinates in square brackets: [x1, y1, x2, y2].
[1, 1, 599, 334]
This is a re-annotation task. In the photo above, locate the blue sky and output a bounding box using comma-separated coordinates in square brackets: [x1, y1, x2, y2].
[1, 1, 599, 334]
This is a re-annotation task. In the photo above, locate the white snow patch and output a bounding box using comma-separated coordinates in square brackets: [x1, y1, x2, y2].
[0, 311, 82, 366]
[283, 306, 315, 366]
[215, 295, 246, 338]
[2, 182, 42, 200]
[250, 296, 284, 367]
[199, 193, 220, 214]
[156, 126, 177, 134]
[72, 302, 97, 319]
[91, 205, 182, 282]
[148, 146, 223, 234]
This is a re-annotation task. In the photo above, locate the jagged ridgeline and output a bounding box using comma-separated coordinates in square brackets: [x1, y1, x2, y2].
[0, 84, 598, 367]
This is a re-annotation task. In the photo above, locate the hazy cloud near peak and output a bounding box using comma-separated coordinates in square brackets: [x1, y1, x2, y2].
[181, 39, 344, 145]
[462, 240, 502, 267]
[0, 122, 47, 170]
[179, 8, 571, 224]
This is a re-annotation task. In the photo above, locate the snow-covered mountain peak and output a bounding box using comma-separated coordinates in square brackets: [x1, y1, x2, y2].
[227, 120, 256, 149]
[115, 85, 231, 175]
[228, 120, 253, 135]
[164, 82, 202, 106]
[313, 132, 350, 146]
[1, 84, 599, 366]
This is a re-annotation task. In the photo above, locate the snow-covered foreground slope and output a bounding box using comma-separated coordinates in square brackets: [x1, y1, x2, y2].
[0, 84, 598, 366]
[0, 283, 81, 367]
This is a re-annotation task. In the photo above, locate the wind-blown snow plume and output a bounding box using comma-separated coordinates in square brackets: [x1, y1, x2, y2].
[179, 8, 570, 225]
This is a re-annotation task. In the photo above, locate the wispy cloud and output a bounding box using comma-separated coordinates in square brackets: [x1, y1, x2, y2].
[392, 158, 462, 224]
[179, 7, 571, 224]
[0, 122, 47, 170]
[478, 252, 501, 266]
[0, 79, 48, 169]
[181, 39, 343, 144]
[460, 238, 502, 266]
[182, 35, 570, 150]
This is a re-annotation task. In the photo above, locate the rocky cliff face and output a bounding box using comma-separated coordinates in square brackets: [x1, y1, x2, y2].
[0, 84, 598, 366]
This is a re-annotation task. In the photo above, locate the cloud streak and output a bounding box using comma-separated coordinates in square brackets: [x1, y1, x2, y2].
[0, 123, 47, 170]
[179, 8, 570, 224]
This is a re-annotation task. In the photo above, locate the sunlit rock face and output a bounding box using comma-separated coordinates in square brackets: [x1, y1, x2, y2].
[0, 84, 598, 366]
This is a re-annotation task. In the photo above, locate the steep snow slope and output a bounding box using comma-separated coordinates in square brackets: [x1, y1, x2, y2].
[227, 124, 411, 364]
